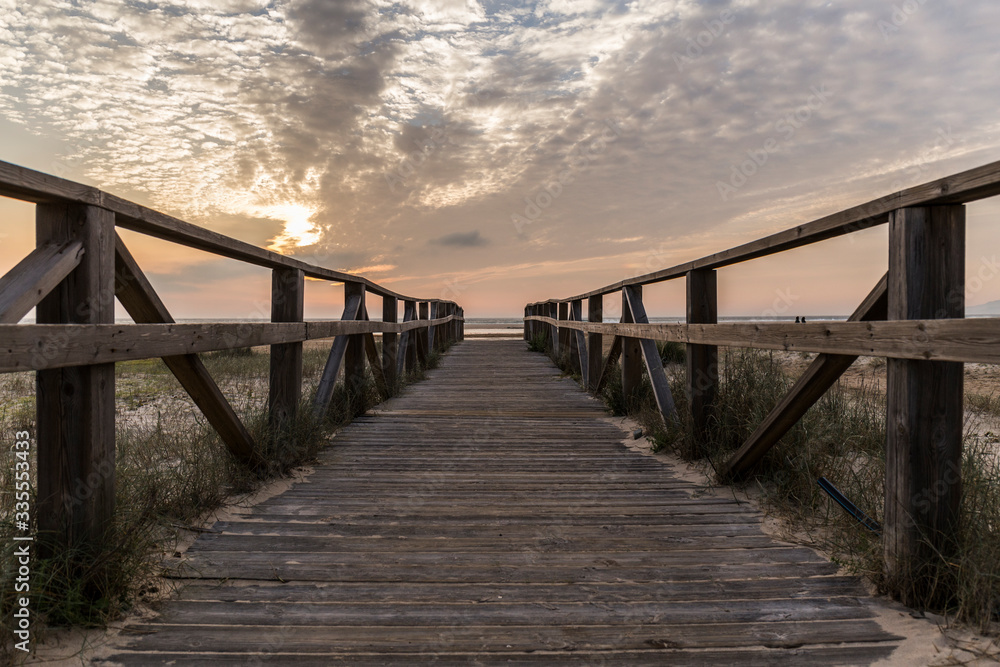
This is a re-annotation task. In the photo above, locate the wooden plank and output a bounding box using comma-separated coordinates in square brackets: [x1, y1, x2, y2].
[382, 296, 398, 393]
[114, 235, 259, 465]
[624, 285, 677, 420]
[35, 203, 115, 557]
[686, 269, 717, 453]
[312, 292, 364, 420]
[550, 158, 1000, 301]
[398, 300, 417, 376]
[416, 301, 429, 366]
[359, 305, 387, 392]
[594, 335, 622, 394]
[269, 267, 304, 428]
[518, 316, 1000, 364]
[721, 273, 889, 480]
[343, 283, 367, 400]
[0, 240, 83, 323]
[557, 301, 569, 358]
[621, 290, 641, 402]
[570, 299, 586, 380]
[587, 295, 602, 393]
[884, 205, 965, 607]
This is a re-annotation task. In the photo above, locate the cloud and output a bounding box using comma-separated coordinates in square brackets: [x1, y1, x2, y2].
[429, 230, 490, 247]
[3, 0, 1000, 315]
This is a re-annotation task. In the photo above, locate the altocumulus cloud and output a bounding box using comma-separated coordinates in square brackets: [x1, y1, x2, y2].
[1, 0, 1000, 305]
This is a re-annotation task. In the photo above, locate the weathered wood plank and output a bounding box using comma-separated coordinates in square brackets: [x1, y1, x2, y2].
[624, 285, 677, 420]
[884, 205, 965, 607]
[105, 340, 898, 664]
[269, 267, 304, 428]
[35, 203, 115, 556]
[312, 292, 364, 420]
[686, 268, 717, 453]
[0, 240, 83, 323]
[521, 315, 1000, 363]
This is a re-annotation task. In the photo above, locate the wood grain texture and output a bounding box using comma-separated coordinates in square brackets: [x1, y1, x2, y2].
[721, 273, 889, 480]
[35, 204, 116, 556]
[104, 340, 899, 665]
[0, 240, 83, 323]
[624, 285, 677, 420]
[521, 316, 1000, 363]
[312, 292, 364, 420]
[269, 267, 304, 428]
[114, 235, 259, 465]
[686, 269, 718, 452]
[587, 295, 603, 393]
[884, 206, 965, 605]
[344, 283, 367, 398]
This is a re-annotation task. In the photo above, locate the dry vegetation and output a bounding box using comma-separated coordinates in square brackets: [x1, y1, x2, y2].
[0, 340, 444, 661]
[533, 331, 1000, 634]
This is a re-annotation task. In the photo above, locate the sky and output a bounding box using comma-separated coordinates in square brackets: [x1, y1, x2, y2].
[2, 0, 1000, 319]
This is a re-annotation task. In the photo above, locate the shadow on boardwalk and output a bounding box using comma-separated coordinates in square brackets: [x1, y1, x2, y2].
[100, 339, 901, 665]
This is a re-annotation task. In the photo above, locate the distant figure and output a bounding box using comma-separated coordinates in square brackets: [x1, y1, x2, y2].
[795, 316, 800, 323]
[801, 316, 807, 323]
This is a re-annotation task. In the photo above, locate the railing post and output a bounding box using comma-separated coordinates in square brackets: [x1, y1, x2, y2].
[884, 205, 965, 606]
[569, 298, 584, 377]
[686, 269, 718, 454]
[269, 267, 304, 430]
[548, 303, 557, 354]
[588, 295, 603, 393]
[344, 282, 367, 408]
[404, 300, 417, 373]
[418, 301, 430, 362]
[382, 295, 398, 394]
[429, 301, 438, 352]
[36, 203, 115, 559]
[621, 286, 643, 406]
[524, 305, 530, 341]
[458, 306, 464, 341]
[557, 302, 568, 360]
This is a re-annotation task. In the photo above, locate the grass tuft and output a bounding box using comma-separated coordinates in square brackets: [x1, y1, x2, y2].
[0, 338, 451, 660]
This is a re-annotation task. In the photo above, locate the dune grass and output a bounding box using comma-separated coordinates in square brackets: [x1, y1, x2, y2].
[0, 340, 447, 660]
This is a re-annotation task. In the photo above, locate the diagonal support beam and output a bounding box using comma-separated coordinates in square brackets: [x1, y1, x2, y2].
[313, 291, 364, 420]
[114, 234, 262, 467]
[0, 240, 83, 323]
[570, 300, 588, 385]
[624, 285, 677, 421]
[720, 273, 889, 480]
[397, 301, 417, 377]
[358, 303, 387, 392]
[594, 335, 622, 395]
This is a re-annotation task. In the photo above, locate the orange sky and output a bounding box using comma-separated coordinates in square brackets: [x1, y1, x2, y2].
[3, 1, 1000, 318]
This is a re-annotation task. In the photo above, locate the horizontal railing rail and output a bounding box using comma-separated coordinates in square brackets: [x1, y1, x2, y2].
[0, 158, 464, 558]
[524, 159, 1000, 608]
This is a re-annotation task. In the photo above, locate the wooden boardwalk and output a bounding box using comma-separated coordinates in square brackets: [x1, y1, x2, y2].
[103, 339, 901, 665]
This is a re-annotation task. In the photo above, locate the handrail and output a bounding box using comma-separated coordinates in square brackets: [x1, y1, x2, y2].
[529, 158, 1000, 303]
[0, 159, 447, 302]
[524, 159, 999, 606]
[0, 159, 464, 559]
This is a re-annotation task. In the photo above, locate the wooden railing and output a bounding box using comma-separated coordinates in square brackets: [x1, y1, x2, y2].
[524, 158, 1000, 605]
[0, 159, 463, 556]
